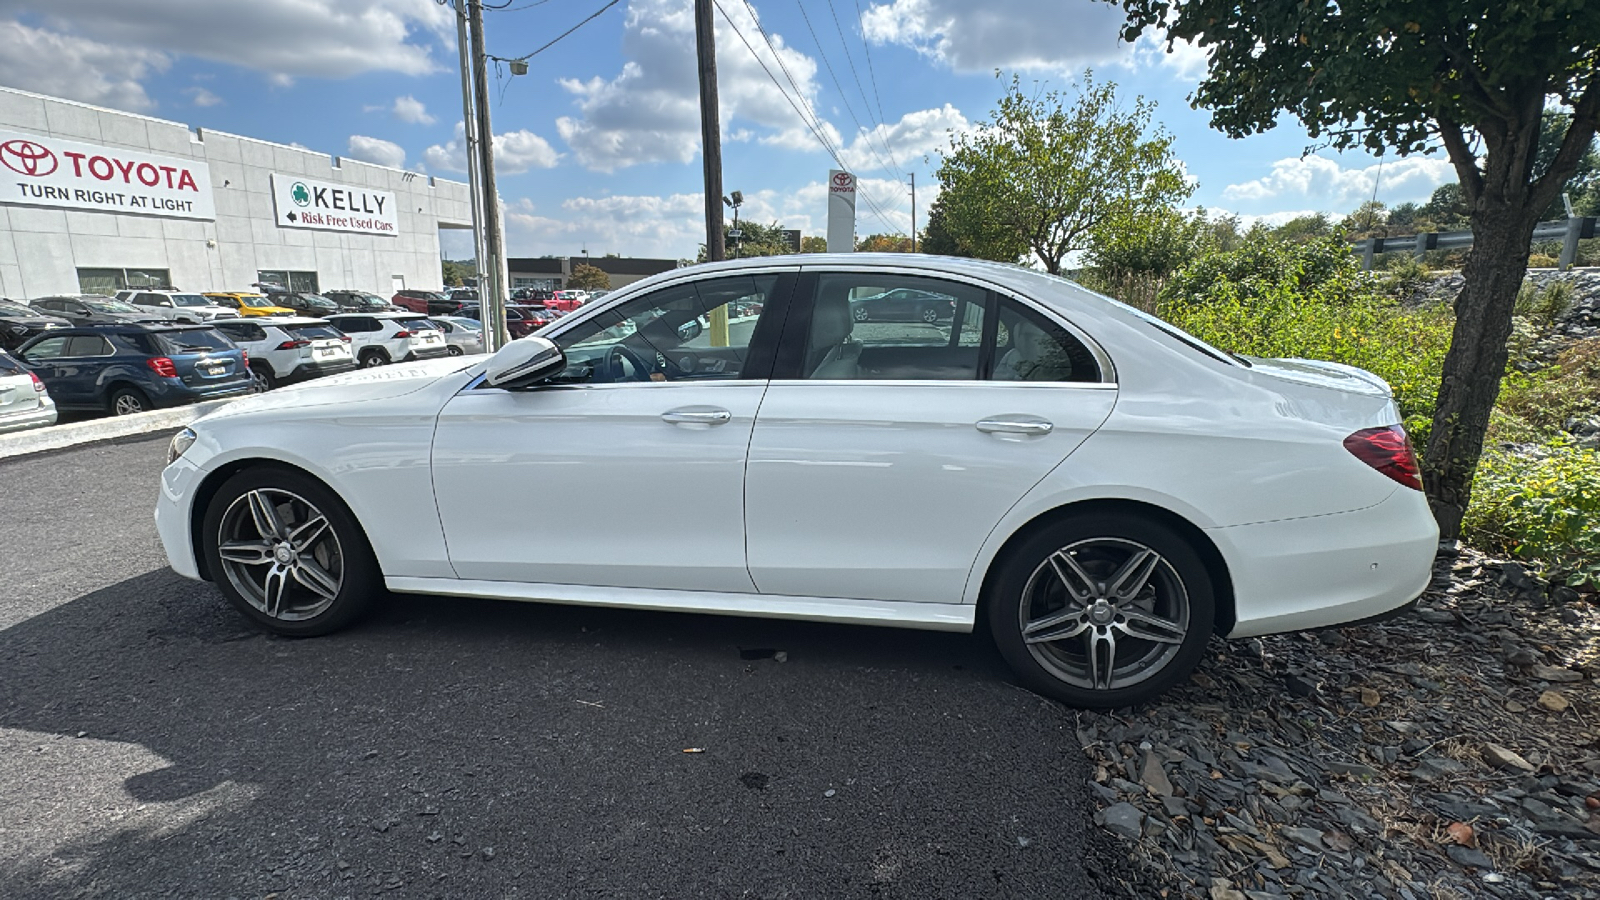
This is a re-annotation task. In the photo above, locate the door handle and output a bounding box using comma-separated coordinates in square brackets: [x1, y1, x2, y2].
[975, 416, 1053, 436]
[661, 406, 733, 427]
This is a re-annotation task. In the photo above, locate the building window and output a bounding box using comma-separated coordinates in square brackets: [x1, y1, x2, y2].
[258, 270, 320, 293]
[77, 268, 173, 295]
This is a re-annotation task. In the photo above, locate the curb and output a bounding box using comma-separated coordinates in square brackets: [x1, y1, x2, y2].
[0, 397, 242, 460]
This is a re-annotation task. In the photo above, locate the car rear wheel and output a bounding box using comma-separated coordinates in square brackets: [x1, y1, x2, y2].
[446, 344, 463, 356]
[988, 512, 1213, 709]
[359, 349, 388, 368]
[201, 467, 381, 636]
[920, 305, 940, 324]
[109, 386, 150, 416]
[852, 305, 870, 322]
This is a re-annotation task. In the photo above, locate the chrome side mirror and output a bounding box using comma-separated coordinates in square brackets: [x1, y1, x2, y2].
[484, 336, 565, 389]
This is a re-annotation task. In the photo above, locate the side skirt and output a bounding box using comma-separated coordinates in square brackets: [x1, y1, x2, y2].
[384, 576, 976, 632]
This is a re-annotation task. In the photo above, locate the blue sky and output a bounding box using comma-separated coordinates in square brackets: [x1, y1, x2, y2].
[0, 0, 1458, 261]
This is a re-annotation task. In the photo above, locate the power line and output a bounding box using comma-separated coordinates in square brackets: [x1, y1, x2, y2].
[793, 1, 906, 204]
[490, 0, 622, 63]
[825, 0, 903, 180]
[851, 0, 890, 132]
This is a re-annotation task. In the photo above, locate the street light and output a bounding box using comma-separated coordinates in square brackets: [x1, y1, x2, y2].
[722, 190, 743, 259]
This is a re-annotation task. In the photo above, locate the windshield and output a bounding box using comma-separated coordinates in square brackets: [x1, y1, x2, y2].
[85, 299, 140, 313]
[172, 294, 209, 307]
[285, 323, 344, 341]
[235, 295, 274, 308]
[298, 294, 339, 310]
[0, 300, 35, 315]
[155, 329, 235, 354]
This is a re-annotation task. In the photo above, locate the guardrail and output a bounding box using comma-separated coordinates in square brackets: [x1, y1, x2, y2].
[1352, 216, 1598, 270]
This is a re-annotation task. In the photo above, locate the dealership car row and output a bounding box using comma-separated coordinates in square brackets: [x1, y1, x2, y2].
[0, 286, 585, 434]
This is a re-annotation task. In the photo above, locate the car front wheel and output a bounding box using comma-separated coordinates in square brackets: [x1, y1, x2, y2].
[988, 512, 1213, 709]
[201, 467, 381, 636]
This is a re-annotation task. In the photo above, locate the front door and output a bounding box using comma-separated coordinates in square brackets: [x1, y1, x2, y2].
[744, 270, 1118, 605]
[431, 271, 794, 592]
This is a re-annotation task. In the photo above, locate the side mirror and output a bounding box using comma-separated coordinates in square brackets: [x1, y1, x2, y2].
[677, 319, 704, 341]
[485, 336, 565, 389]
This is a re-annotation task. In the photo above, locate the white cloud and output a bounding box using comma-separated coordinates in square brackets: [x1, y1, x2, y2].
[424, 121, 561, 174]
[555, 0, 835, 172]
[0, 21, 167, 111]
[839, 104, 969, 174]
[861, 0, 1128, 74]
[346, 135, 407, 169]
[0, 1, 450, 80]
[391, 94, 435, 125]
[184, 86, 222, 107]
[1221, 154, 1457, 212]
[1127, 30, 1209, 82]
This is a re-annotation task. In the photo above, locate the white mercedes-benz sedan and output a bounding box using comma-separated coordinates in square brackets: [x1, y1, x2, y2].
[156, 255, 1438, 707]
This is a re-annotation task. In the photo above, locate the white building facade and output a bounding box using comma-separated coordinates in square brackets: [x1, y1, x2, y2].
[0, 86, 471, 300]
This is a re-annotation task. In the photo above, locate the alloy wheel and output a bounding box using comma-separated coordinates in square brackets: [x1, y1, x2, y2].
[1018, 537, 1190, 692]
[113, 393, 145, 415]
[852, 306, 869, 322]
[216, 488, 344, 621]
[921, 307, 939, 323]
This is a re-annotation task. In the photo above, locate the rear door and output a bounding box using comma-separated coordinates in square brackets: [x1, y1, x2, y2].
[743, 268, 1118, 605]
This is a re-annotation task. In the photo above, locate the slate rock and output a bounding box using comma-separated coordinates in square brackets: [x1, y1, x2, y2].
[1101, 802, 1145, 840]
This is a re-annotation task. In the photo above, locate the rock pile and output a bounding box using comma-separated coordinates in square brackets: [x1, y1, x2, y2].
[1086, 546, 1600, 900]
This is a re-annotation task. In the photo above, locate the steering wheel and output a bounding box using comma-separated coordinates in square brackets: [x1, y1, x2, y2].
[602, 343, 654, 382]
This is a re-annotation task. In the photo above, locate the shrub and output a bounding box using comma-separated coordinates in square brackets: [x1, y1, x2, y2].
[1160, 234, 1378, 308]
[1467, 440, 1600, 589]
[1494, 339, 1600, 441]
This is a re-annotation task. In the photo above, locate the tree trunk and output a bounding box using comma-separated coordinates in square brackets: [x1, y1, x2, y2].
[1422, 204, 1538, 540]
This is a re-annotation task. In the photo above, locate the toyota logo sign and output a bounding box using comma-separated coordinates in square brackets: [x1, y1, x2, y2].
[0, 139, 58, 177]
[831, 171, 854, 189]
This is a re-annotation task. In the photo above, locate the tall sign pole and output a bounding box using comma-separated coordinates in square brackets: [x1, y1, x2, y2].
[827, 169, 856, 252]
[695, 0, 726, 263]
[453, 3, 489, 318]
[468, 0, 510, 349]
[910, 172, 916, 253]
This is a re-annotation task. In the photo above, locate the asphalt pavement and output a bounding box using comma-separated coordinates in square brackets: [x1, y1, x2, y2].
[0, 434, 1114, 899]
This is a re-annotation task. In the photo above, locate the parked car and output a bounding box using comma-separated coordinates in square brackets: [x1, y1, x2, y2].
[510, 288, 552, 304]
[275, 292, 344, 317]
[0, 298, 71, 351]
[547, 290, 589, 313]
[0, 348, 57, 433]
[204, 292, 297, 318]
[848, 287, 956, 324]
[154, 254, 1438, 709]
[323, 290, 399, 313]
[323, 312, 449, 367]
[429, 316, 485, 356]
[29, 295, 164, 325]
[17, 323, 251, 415]
[116, 289, 239, 324]
[213, 317, 356, 391]
[504, 304, 559, 338]
[392, 290, 448, 314]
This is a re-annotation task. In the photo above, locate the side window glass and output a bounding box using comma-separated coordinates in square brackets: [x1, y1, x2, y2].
[801, 274, 987, 380]
[64, 335, 112, 357]
[550, 274, 779, 384]
[990, 298, 1101, 383]
[23, 336, 68, 360]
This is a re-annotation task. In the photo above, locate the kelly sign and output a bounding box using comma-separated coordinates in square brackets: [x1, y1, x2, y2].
[272, 174, 397, 236]
[0, 128, 215, 220]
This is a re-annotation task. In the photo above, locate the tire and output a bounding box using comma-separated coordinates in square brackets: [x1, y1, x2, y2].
[852, 305, 869, 323]
[359, 349, 388, 368]
[250, 364, 275, 393]
[109, 386, 151, 416]
[200, 466, 381, 637]
[446, 344, 464, 356]
[920, 305, 940, 324]
[987, 512, 1214, 709]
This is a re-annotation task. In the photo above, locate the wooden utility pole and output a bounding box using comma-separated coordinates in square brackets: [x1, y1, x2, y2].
[468, 0, 510, 348]
[695, 0, 725, 263]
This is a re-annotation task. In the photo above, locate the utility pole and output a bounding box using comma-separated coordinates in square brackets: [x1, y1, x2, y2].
[453, 3, 488, 313]
[467, 0, 510, 349]
[909, 172, 916, 253]
[695, 0, 725, 263]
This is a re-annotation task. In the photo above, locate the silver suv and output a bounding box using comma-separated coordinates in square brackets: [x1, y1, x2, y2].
[117, 290, 238, 324]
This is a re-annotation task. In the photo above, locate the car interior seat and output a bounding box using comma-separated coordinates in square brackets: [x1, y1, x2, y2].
[806, 288, 863, 379]
[993, 320, 1056, 381]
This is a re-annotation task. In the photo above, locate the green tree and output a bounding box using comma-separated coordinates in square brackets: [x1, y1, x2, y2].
[567, 264, 611, 292]
[933, 71, 1192, 274]
[1271, 213, 1336, 244]
[857, 233, 914, 253]
[1085, 207, 1212, 281]
[1112, 0, 1600, 539]
[441, 258, 476, 287]
[800, 235, 829, 253]
[698, 221, 795, 262]
[918, 197, 971, 257]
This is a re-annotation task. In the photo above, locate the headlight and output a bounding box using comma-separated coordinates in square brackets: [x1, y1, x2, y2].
[167, 427, 198, 464]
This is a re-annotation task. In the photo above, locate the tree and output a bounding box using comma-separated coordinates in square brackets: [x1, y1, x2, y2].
[1084, 207, 1213, 281]
[1113, 0, 1600, 540]
[800, 235, 829, 253]
[441, 259, 476, 287]
[856, 233, 913, 253]
[1271, 213, 1337, 244]
[934, 71, 1192, 274]
[697, 221, 795, 262]
[567, 264, 611, 292]
[918, 197, 973, 257]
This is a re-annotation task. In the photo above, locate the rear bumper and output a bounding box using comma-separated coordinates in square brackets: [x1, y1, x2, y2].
[148, 378, 254, 408]
[403, 346, 449, 362]
[283, 359, 357, 384]
[0, 398, 57, 434]
[1211, 487, 1439, 638]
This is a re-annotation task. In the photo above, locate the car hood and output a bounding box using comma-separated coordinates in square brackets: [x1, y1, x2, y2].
[1240, 356, 1393, 398]
[199, 357, 478, 421]
[0, 314, 69, 327]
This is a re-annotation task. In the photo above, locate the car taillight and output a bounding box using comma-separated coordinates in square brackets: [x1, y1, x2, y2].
[340, 335, 352, 343]
[1343, 425, 1423, 491]
[29, 371, 44, 392]
[393, 330, 411, 339]
[241, 350, 249, 366]
[147, 357, 177, 378]
[276, 339, 310, 350]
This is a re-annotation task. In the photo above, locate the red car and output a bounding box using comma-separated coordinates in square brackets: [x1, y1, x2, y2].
[546, 290, 589, 313]
[504, 305, 558, 338]
[392, 290, 447, 314]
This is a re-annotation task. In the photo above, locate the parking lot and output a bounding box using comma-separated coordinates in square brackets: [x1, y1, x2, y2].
[0, 434, 1109, 899]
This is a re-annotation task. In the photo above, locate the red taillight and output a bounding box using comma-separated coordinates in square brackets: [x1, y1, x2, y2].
[276, 339, 310, 350]
[241, 350, 248, 366]
[340, 335, 352, 343]
[147, 356, 177, 378]
[393, 330, 411, 339]
[1344, 425, 1423, 491]
[29, 371, 44, 392]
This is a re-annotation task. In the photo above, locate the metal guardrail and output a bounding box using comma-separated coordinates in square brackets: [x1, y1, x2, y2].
[1352, 216, 1598, 270]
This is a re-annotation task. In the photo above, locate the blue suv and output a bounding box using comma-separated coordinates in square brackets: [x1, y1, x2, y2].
[15, 323, 252, 415]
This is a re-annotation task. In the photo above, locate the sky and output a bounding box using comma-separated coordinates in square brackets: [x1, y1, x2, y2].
[0, 0, 1460, 262]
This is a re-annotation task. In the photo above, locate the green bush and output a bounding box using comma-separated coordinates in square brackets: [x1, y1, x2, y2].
[1467, 440, 1600, 589]
[1159, 234, 1378, 308]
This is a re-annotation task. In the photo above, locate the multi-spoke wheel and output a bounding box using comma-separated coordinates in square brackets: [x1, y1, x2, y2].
[201, 467, 381, 636]
[109, 386, 149, 416]
[988, 513, 1213, 708]
[852, 304, 870, 322]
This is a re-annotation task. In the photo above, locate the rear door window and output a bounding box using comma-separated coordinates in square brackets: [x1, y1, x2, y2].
[64, 335, 114, 357]
[0, 352, 26, 375]
[216, 322, 267, 343]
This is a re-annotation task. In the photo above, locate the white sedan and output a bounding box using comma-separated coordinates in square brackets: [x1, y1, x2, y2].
[156, 255, 1438, 707]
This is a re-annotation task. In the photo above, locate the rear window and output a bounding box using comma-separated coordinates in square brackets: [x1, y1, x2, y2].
[154, 329, 236, 354]
[284, 323, 344, 341]
[398, 318, 437, 331]
[0, 352, 24, 375]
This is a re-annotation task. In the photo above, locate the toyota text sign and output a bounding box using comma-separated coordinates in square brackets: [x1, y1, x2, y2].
[0, 128, 215, 220]
[271, 173, 398, 237]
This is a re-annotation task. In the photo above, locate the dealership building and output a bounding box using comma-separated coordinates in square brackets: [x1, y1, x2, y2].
[0, 86, 471, 300]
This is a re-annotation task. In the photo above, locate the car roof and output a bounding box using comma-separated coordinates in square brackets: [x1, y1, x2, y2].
[218, 315, 331, 327]
[329, 311, 423, 319]
[45, 322, 219, 335]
